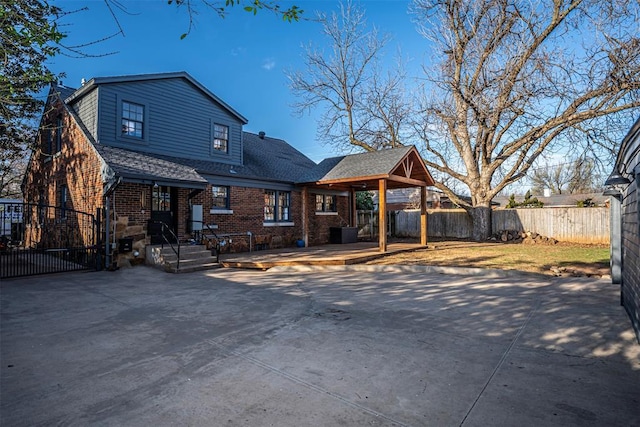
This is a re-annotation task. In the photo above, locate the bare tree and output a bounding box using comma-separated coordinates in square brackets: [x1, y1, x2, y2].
[530, 156, 600, 195]
[412, 0, 640, 240]
[287, 0, 409, 152]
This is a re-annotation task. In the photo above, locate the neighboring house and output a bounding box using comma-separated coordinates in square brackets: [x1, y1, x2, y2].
[605, 116, 640, 344]
[371, 188, 442, 210]
[22, 72, 433, 267]
[371, 188, 484, 210]
[0, 198, 23, 246]
[493, 192, 609, 208]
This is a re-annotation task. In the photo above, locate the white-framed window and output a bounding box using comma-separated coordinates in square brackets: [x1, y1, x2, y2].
[315, 194, 337, 212]
[212, 186, 230, 210]
[213, 124, 229, 152]
[264, 190, 290, 222]
[121, 101, 144, 138]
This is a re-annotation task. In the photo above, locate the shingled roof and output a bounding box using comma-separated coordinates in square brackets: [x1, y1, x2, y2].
[87, 131, 317, 188]
[299, 145, 434, 190]
[306, 146, 413, 181]
[93, 145, 208, 188]
[51, 83, 77, 103]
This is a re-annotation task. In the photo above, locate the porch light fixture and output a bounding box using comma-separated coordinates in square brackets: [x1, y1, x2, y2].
[153, 180, 158, 188]
[602, 187, 622, 197]
[604, 171, 631, 186]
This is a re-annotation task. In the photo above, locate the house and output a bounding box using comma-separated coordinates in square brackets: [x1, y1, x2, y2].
[373, 188, 501, 210]
[0, 198, 23, 248]
[605, 116, 640, 343]
[22, 72, 433, 269]
[493, 192, 609, 208]
[370, 188, 443, 210]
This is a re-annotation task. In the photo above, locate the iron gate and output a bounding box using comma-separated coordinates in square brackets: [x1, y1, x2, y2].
[1, 202, 101, 278]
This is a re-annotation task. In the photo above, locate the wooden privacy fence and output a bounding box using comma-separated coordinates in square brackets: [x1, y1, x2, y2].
[386, 208, 610, 244]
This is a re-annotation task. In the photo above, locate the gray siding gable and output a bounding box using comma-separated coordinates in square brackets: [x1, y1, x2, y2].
[71, 86, 99, 139]
[69, 73, 248, 165]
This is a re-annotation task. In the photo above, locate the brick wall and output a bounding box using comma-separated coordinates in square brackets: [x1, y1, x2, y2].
[192, 186, 304, 251]
[111, 184, 149, 259]
[306, 193, 351, 246]
[23, 98, 104, 248]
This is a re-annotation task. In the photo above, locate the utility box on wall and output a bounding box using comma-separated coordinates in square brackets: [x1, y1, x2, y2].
[190, 205, 203, 232]
[118, 238, 133, 252]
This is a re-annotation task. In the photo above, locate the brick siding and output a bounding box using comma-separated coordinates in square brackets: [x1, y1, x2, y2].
[23, 98, 104, 248]
[305, 193, 351, 246]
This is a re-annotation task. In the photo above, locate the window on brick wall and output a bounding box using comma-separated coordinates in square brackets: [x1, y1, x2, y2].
[38, 189, 45, 224]
[60, 184, 68, 219]
[264, 190, 290, 222]
[46, 129, 53, 154]
[55, 115, 63, 152]
[212, 186, 230, 210]
[315, 194, 337, 212]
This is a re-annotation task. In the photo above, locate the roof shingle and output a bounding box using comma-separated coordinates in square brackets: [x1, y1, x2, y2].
[299, 146, 414, 183]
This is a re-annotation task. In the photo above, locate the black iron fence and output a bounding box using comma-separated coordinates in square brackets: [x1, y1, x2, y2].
[1, 202, 101, 278]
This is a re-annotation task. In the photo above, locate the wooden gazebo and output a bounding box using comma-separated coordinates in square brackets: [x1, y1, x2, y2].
[298, 146, 435, 252]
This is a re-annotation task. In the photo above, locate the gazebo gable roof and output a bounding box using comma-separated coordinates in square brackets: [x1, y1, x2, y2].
[300, 146, 434, 190]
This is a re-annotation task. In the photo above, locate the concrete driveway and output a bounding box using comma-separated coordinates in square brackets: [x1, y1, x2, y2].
[1, 265, 638, 426]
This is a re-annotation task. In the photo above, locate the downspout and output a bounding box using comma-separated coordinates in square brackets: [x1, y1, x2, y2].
[104, 176, 122, 270]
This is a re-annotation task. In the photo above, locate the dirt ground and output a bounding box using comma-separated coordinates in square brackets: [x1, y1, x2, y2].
[366, 239, 610, 278]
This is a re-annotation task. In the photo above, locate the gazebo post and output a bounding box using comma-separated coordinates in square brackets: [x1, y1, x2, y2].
[302, 187, 308, 247]
[378, 178, 387, 252]
[420, 186, 427, 246]
[350, 188, 357, 227]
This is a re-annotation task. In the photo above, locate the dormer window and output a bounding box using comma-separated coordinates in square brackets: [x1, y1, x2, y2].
[213, 124, 229, 152]
[121, 101, 144, 138]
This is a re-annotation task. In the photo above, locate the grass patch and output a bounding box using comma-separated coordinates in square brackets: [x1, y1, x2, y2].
[368, 240, 610, 277]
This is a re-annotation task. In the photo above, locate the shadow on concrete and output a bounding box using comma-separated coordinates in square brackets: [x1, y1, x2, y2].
[1, 266, 638, 426]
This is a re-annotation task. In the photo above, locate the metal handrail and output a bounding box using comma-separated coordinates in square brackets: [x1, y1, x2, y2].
[151, 220, 181, 271]
[191, 220, 221, 262]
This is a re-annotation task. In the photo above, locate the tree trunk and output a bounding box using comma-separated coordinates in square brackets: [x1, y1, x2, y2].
[470, 205, 492, 241]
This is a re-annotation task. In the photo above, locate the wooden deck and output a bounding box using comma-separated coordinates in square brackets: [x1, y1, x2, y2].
[219, 242, 427, 269]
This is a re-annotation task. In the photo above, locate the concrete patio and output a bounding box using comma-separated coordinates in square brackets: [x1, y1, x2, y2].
[1, 265, 638, 426]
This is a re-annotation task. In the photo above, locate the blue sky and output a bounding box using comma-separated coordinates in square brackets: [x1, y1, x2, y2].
[50, 0, 427, 163]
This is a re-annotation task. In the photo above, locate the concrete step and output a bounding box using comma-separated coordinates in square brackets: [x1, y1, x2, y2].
[147, 244, 221, 273]
[159, 245, 213, 255]
[166, 260, 222, 273]
[161, 249, 216, 262]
